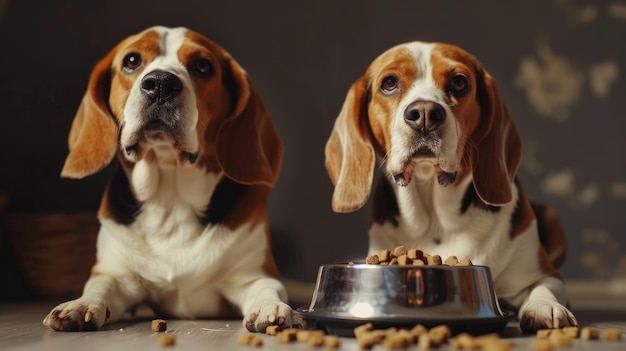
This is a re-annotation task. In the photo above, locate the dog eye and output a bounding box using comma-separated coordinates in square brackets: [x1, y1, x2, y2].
[381, 76, 399, 94]
[123, 52, 142, 72]
[449, 74, 469, 96]
[193, 57, 213, 77]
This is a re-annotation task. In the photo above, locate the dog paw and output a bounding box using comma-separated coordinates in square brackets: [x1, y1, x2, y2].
[519, 300, 577, 332]
[244, 300, 294, 333]
[43, 299, 110, 331]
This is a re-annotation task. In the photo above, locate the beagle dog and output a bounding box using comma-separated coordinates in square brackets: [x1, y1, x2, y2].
[43, 26, 293, 332]
[325, 42, 577, 332]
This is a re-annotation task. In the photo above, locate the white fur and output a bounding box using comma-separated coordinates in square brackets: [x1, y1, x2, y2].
[369, 43, 576, 331]
[120, 26, 199, 162]
[44, 26, 292, 333]
[387, 42, 459, 178]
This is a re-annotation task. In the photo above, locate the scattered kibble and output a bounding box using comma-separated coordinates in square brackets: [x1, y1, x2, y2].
[159, 333, 175, 347]
[580, 327, 599, 340]
[602, 328, 622, 341]
[151, 319, 167, 332]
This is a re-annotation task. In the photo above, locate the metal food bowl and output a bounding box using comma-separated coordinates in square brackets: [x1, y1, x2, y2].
[296, 263, 514, 336]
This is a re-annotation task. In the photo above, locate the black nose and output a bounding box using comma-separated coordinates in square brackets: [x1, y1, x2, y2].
[140, 70, 182, 102]
[403, 100, 446, 134]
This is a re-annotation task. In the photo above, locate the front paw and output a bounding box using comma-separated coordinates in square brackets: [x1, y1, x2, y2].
[520, 300, 577, 332]
[43, 299, 110, 331]
[244, 300, 294, 333]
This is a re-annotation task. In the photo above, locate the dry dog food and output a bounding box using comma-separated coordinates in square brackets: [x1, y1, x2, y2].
[354, 323, 452, 350]
[366, 246, 473, 267]
[151, 319, 167, 332]
[265, 325, 279, 336]
[532, 325, 626, 349]
[261, 327, 340, 348]
[532, 339, 552, 351]
[548, 329, 572, 347]
[580, 327, 599, 340]
[238, 333, 263, 347]
[602, 328, 623, 341]
[276, 328, 299, 343]
[450, 332, 511, 351]
[159, 333, 176, 347]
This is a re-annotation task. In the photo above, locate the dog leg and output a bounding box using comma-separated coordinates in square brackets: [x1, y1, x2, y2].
[222, 276, 294, 332]
[43, 274, 146, 331]
[518, 277, 577, 332]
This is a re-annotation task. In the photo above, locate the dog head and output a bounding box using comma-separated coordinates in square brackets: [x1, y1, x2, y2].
[325, 42, 522, 212]
[61, 26, 282, 187]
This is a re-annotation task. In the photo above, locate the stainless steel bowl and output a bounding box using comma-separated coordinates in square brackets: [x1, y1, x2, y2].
[297, 263, 514, 336]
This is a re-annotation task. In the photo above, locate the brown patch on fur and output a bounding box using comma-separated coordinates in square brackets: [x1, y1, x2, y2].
[509, 180, 536, 239]
[430, 44, 483, 184]
[367, 47, 417, 156]
[325, 75, 376, 213]
[108, 29, 161, 124]
[532, 202, 567, 269]
[538, 245, 563, 280]
[370, 178, 400, 226]
[432, 44, 523, 206]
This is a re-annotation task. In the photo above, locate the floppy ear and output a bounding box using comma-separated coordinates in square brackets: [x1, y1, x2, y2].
[471, 70, 522, 206]
[216, 57, 283, 187]
[324, 76, 376, 213]
[61, 51, 118, 179]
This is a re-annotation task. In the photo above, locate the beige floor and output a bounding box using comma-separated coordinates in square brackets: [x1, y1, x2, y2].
[1, 298, 625, 351]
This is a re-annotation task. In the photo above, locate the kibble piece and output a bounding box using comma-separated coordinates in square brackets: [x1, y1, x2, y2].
[398, 254, 413, 265]
[389, 257, 399, 265]
[354, 323, 374, 338]
[249, 336, 263, 347]
[418, 333, 434, 349]
[151, 319, 167, 332]
[580, 327, 599, 340]
[238, 333, 254, 345]
[429, 324, 451, 341]
[393, 245, 408, 257]
[296, 330, 310, 341]
[532, 339, 552, 351]
[366, 254, 380, 265]
[277, 328, 298, 343]
[297, 330, 324, 342]
[407, 249, 424, 260]
[324, 335, 341, 348]
[548, 330, 571, 347]
[427, 254, 442, 266]
[536, 329, 553, 339]
[383, 333, 410, 349]
[482, 339, 513, 351]
[379, 250, 393, 262]
[356, 333, 379, 349]
[457, 258, 473, 266]
[412, 258, 426, 266]
[307, 335, 325, 347]
[444, 256, 459, 266]
[602, 328, 623, 341]
[266, 325, 279, 336]
[451, 333, 477, 349]
[159, 333, 176, 347]
[410, 324, 428, 339]
[562, 326, 579, 338]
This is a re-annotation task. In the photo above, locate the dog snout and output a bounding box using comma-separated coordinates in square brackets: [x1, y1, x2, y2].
[404, 100, 446, 134]
[141, 70, 183, 102]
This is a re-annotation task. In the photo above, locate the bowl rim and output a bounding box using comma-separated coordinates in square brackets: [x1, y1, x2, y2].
[318, 262, 491, 270]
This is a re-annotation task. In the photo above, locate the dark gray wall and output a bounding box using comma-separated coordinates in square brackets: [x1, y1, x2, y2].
[1, 0, 625, 285]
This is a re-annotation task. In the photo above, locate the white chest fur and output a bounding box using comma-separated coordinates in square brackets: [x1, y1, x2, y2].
[368, 166, 521, 280]
[93, 158, 269, 317]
